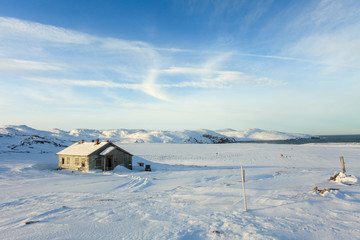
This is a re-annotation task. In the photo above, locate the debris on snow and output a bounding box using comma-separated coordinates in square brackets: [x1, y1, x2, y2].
[330, 172, 358, 185]
[24, 220, 39, 225]
[313, 186, 339, 194]
[329, 172, 340, 181]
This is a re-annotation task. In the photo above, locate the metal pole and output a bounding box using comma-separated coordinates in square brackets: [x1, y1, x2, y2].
[241, 165, 247, 212]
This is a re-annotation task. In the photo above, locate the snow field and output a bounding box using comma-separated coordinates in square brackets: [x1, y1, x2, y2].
[0, 143, 359, 239]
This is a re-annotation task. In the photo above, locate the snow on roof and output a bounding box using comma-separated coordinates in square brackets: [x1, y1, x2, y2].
[56, 142, 109, 156]
[99, 146, 116, 156]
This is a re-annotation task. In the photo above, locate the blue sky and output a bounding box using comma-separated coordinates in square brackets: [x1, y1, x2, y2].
[0, 0, 359, 134]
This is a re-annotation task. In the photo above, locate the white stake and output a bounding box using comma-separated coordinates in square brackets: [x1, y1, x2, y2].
[241, 165, 247, 212]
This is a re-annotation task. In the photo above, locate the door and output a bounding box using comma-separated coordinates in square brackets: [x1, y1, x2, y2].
[106, 156, 113, 170]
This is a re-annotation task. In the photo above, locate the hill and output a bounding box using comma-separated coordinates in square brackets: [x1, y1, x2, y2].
[0, 125, 312, 153]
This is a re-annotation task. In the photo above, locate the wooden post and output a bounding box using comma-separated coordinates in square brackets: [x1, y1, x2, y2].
[340, 156, 346, 173]
[241, 165, 247, 212]
[103, 157, 106, 172]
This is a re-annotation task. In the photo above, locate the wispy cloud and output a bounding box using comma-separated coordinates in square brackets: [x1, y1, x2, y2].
[159, 67, 285, 88]
[285, 25, 360, 71]
[281, 0, 360, 72]
[0, 58, 64, 71]
[233, 52, 360, 70]
[0, 16, 288, 108]
[0, 16, 93, 44]
[0, 17, 170, 100]
[26, 77, 142, 89]
[158, 52, 285, 88]
[292, 0, 360, 32]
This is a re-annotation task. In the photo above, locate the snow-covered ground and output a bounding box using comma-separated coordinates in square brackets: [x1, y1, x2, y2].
[1, 142, 359, 239]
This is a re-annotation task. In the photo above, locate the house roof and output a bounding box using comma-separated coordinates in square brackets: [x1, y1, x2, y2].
[99, 146, 116, 156]
[56, 142, 109, 156]
[56, 141, 133, 156]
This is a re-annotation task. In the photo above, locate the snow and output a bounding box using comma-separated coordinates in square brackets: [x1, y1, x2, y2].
[99, 146, 116, 156]
[334, 172, 358, 185]
[0, 125, 313, 145]
[1, 140, 360, 239]
[56, 142, 108, 156]
[216, 128, 311, 141]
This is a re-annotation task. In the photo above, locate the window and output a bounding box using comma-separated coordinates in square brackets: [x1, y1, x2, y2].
[66, 157, 70, 164]
[95, 158, 102, 167]
[75, 158, 79, 166]
[81, 159, 86, 168]
[61, 158, 65, 165]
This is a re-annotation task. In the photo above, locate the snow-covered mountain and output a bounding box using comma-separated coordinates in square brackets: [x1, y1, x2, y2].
[0, 125, 312, 153]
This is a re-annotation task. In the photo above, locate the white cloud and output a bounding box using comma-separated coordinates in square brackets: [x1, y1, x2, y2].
[25, 77, 142, 89]
[0, 58, 64, 71]
[142, 69, 170, 101]
[301, 0, 359, 31]
[158, 51, 286, 88]
[286, 25, 360, 70]
[281, 0, 360, 71]
[0, 17, 93, 44]
[161, 68, 282, 88]
[160, 67, 209, 75]
[99, 38, 170, 100]
[100, 38, 153, 52]
[0, 16, 285, 106]
[0, 17, 170, 101]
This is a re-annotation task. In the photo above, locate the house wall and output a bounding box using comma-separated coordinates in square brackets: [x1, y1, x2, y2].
[112, 150, 133, 170]
[88, 149, 132, 171]
[58, 155, 89, 171]
[89, 155, 103, 170]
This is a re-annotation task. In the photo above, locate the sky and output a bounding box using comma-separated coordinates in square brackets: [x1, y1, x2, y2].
[0, 0, 359, 134]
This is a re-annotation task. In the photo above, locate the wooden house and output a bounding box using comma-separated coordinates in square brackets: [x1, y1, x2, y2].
[56, 140, 132, 171]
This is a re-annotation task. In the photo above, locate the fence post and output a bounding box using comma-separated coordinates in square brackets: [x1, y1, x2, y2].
[340, 156, 346, 173]
[241, 165, 247, 212]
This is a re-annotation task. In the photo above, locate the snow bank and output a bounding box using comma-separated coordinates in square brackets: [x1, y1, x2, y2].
[334, 172, 358, 185]
[113, 165, 132, 173]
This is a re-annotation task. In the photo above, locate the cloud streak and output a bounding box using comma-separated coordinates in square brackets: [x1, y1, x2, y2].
[158, 52, 285, 88]
[0, 16, 284, 104]
[0, 16, 93, 44]
[233, 52, 360, 70]
[280, 0, 360, 71]
[26, 77, 142, 89]
[0, 58, 65, 71]
[0, 17, 169, 100]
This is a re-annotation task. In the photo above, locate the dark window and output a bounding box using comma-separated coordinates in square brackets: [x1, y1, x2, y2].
[61, 158, 65, 165]
[96, 158, 102, 167]
[81, 158, 86, 168]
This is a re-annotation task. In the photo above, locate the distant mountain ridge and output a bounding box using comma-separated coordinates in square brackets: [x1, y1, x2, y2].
[1, 125, 312, 142]
[0, 125, 312, 153]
